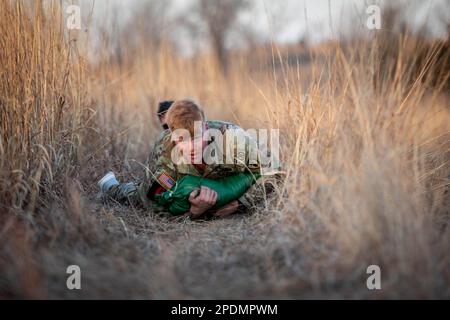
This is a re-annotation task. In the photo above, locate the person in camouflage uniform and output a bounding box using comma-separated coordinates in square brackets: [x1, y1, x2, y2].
[103, 100, 283, 218]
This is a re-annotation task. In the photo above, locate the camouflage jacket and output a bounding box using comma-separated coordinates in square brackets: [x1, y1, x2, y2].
[145, 120, 264, 191]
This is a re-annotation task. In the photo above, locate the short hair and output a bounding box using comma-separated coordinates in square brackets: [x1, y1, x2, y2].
[157, 100, 174, 117]
[166, 100, 205, 136]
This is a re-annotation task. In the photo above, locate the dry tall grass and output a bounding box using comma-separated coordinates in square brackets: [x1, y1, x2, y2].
[0, 1, 90, 211]
[0, 1, 449, 299]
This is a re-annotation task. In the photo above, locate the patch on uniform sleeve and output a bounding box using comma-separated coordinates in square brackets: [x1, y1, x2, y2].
[157, 172, 176, 190]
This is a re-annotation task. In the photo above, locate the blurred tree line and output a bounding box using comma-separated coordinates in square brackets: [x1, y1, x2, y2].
[100, 0, 449, 80]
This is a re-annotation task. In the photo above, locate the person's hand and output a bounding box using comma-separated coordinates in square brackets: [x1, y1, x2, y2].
[189, 186, 218, 218]
[213, 200, 239, 218]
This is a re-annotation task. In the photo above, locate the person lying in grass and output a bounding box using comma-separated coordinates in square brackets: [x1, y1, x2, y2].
[99, 100, 282, 219]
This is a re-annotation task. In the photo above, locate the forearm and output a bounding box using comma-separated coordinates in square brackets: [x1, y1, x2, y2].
[189, 204, 207, 219]
[212, 200, 239, 218]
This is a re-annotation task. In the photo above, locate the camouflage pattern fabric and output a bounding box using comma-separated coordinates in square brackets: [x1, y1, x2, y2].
[106, 182, 144, 207]
[238, 174, 285, 210]
[151, 120, 262, 184]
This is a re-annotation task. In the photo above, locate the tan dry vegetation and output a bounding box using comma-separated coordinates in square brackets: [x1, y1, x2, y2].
[0, 1, 449, 299]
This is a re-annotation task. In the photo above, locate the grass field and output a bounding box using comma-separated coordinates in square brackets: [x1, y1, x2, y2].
[0, 1, 449, 299]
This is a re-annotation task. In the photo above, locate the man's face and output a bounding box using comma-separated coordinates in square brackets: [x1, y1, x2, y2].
[173, 123, 208, 164]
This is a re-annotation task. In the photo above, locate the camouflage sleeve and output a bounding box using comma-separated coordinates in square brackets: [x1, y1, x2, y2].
[146, 131, 180, 191]
[145, 129, 170, 172]
[245, 133, 263, 174]
[223, 127, 262, 174]
[150, 152, 178, 191]
[225, 124, 282, 176]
